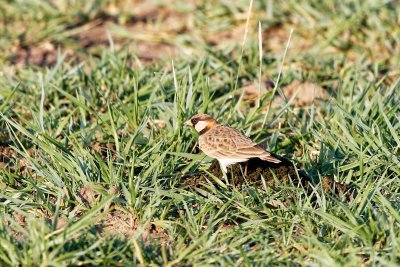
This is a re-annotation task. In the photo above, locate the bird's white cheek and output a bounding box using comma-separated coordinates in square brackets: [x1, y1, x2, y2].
[194, 121, 207, 132]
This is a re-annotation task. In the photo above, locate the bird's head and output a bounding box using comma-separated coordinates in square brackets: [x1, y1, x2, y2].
[184, 114, 218, 134]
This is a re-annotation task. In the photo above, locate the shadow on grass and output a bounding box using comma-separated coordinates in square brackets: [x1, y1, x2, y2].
[181, 154, 356, 200]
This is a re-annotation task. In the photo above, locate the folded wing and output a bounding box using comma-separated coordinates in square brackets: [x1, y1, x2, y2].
[203, 126, 281, 163]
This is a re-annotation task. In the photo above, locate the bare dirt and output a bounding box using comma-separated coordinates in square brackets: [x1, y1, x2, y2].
[281, 80, 328, 107]
[181, 157, 355, 198]
[238, 79, 330, 108]
[6, 4, 186, 68]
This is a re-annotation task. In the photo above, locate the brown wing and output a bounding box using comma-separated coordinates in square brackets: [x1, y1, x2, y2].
[200, 125, 281, 163]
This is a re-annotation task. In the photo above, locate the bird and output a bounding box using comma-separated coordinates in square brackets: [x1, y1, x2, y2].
[184, 114, 281, 173]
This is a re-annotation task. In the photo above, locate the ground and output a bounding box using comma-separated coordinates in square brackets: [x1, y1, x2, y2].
[0, 0, 400, 266]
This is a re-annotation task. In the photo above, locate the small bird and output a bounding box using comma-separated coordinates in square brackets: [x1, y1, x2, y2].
[184, 114, 281, 173]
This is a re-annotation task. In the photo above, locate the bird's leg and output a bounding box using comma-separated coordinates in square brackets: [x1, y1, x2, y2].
[219, 161, 227, 174]
[218, 160, 229, 184]
[244, 161, 248, 176]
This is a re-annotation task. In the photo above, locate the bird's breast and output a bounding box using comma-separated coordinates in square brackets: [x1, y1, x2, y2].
[198, 134, 214, 157]
[198, 134, 206, 150]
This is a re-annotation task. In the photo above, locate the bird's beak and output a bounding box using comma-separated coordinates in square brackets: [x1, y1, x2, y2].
[184, 119, 192, 126]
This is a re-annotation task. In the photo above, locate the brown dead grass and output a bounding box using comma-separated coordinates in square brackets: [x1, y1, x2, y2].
[263, 24, 314, 54]
[0, 145, 35, 176]
[238, 78, 275, 103]
[100, 209, 169, 244]
[76, 185, 101, 207]
[281, 80, 328, 107]
[10, 42, 60, 67]
[207, 25, 247, 48]
[91, 136, 119, 160]
[72, 184, 169, 243]
[6, 189, 168, 245]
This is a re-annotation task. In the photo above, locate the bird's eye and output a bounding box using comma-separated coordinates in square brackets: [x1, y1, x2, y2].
[192, 118, 198, 124]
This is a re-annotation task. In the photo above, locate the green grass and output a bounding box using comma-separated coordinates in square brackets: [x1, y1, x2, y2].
[1, 0, 400, 266]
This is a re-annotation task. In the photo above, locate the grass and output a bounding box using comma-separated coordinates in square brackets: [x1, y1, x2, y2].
[1, 0, 400, 266]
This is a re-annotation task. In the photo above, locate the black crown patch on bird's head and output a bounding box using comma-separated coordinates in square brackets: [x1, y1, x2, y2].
[184, 114, 217, 134]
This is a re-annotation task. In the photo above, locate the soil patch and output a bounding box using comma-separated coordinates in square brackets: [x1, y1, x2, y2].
[281, 80, 328, 107]
[182, 157, 355, 198]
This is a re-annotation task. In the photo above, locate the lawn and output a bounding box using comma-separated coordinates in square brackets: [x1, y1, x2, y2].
[0, 0, 399, 266]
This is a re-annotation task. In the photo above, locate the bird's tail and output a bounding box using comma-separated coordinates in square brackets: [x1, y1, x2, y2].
[260, 154, 281, 164]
